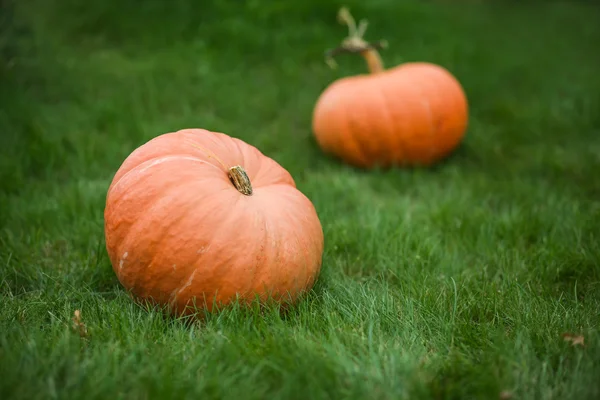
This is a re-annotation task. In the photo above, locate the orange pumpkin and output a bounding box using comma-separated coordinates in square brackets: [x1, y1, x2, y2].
[104, 128, 324, 316]
[312, 8, 469, 168]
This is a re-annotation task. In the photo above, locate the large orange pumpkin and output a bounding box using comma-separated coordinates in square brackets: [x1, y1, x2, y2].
[312, 8, 469, 168]
[104, 128, 324, 316]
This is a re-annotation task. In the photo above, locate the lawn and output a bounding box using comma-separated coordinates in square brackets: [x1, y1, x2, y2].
[1, 0, 600, 398]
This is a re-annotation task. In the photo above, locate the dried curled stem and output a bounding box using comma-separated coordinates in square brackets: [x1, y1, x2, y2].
[324, 7, 388, 73]
[228, 165, 253, 196]
[324, 41, 388, 64]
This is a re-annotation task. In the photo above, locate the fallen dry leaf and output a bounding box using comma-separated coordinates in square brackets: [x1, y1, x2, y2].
[561, 332, 584, 347]
[72, 309, 89, 338]
[499, 390, 512, 400]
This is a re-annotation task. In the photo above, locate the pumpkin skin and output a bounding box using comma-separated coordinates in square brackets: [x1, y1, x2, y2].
[312, 8, 469, 168]
[104, 128, 324, 316]
[313, 62, 469, 168]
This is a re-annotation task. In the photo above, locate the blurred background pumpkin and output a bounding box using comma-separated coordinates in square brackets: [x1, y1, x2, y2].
[312, 7, 469, 168]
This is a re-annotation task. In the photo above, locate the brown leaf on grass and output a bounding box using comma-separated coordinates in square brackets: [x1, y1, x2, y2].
[499, 391, 512, 400]
[561, 332, 585, 347]
[72, 309, 89, 338]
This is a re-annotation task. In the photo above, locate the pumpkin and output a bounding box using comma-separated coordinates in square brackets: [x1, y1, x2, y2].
[104, 128, 324, 316]
[312, 7, 469, 168]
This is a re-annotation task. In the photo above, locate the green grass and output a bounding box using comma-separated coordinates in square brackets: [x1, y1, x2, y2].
[2, 0, 600, 398]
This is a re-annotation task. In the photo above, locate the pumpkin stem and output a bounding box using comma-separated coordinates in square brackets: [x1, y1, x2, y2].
[187, 141, 252, 195]
[324, 7, 387, 74]
[228, 165, 253, 196]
